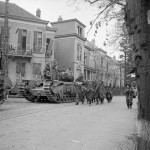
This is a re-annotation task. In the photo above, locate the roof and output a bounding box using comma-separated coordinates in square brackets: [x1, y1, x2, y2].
[46, 26, 57, 32]
[0, 1, 49, 24]
[51, 18, 86, 28]
[96, 48, 107, 54]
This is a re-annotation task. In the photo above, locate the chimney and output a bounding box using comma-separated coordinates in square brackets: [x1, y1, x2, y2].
[58, 16, 63, 22]
[36, 9, 41, 18]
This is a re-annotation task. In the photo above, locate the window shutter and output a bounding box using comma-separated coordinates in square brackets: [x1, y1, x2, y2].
[33, 31, 37, 52]
[32, 63, 36, 74]
[42, 32, 46, 53]
[47, 39, 54, 56]
[17, 29, 22, 51]
[26, 31, 31, 50]
[37, 63, 41, 75]
[0, 26, 4, 49]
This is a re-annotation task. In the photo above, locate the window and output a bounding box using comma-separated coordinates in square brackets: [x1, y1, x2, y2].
[17, 29, 27, 53]
[46, 38, 54, 57]
[16, 62, 25, 77]
[77, 43, 82, 61]
[77, 26, 82, 36]
[84, 52, 89, 66]
[33, 31, 42, 53]
[32, 63, 41, 79]
[101, 57, 104, 67]
[46, 38, 50, 52]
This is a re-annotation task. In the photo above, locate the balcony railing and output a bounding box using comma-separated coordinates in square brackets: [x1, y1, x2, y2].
[8, 49, 32, 58]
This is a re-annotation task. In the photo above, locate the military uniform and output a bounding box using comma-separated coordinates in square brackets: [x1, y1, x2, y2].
[75, 83, 82, 105]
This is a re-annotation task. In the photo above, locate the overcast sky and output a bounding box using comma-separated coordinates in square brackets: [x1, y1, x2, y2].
[1, 0, 108, 48]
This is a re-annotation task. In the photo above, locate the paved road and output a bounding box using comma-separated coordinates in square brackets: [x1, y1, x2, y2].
[0, 97, 137, 150]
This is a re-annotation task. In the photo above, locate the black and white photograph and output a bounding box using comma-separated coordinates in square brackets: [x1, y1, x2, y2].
[0, 0, 149, 149]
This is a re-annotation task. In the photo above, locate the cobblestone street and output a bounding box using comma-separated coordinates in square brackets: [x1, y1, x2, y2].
[0, 96, 137, 150]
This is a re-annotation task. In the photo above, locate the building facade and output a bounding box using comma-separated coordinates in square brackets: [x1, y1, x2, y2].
[84, 41, 96, 80]
[94, 48, 107, 82]
[106, 56, 124, 87]
[0, 2, 56, 86]
[51, 17, 86, 80]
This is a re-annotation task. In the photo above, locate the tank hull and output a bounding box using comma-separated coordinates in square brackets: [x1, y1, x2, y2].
[19, 80, 76, 103]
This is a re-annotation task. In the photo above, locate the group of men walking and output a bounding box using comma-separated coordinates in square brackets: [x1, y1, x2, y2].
[75, 80, 113, 105]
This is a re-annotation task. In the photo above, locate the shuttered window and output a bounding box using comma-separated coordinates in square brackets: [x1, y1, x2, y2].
[33, 31, 38, 52]
[33, 31, 43, 53]
[46, 38, 54, 56]
[26, 31, 31, 50]
[17, 29, 28, 54]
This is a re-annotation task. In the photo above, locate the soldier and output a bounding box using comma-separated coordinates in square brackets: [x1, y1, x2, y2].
[95, 80, 106, 104]
[43, 64, 52, 81]
[75, 82, 82, 105]
[85, 81, 95, 105]
[105, 83, 113, 103]
[75, 72, 84, 105]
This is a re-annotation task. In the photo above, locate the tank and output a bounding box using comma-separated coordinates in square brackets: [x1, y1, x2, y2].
[18, 63, 76, 103]
[19, 80, 76, 103]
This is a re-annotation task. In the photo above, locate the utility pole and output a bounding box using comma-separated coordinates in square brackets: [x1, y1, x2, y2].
[0, 0, 9, 104]
[3, 0, 9, 78]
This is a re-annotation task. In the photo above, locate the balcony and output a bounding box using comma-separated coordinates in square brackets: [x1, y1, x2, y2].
[8, 49, 32, 58]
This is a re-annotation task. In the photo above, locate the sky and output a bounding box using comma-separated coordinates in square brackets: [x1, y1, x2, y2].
[1, 0, 119, 57]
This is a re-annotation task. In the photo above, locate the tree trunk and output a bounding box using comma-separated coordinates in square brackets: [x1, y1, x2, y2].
[126, 0, 150, 149]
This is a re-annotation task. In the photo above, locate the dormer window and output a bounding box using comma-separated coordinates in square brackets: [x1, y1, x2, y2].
[77, 26, 82, 36]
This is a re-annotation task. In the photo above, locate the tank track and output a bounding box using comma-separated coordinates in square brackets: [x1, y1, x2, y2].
[19, 87, 37, 102]
[43, 83, 76, 103]
[19, 82, 76, 103]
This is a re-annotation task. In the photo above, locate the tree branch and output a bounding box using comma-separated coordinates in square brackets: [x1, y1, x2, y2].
[115, 2, 125, 6]
[86, 0, 125, 6]
[86, 0, 118, 37]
